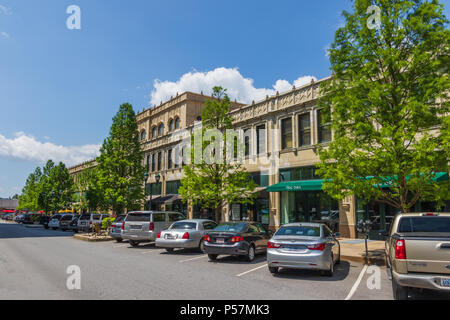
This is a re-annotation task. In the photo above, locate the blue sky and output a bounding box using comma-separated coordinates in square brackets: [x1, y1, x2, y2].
[0, 0, 449, 198]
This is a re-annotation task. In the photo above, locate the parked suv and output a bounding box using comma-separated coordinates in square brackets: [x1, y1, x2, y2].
[77, 213, 111, 232]
[384, 212, 450, 300]
[60, 214, 78, 231]
[109, 214, 126, 242]
[48, 214, 64, 230]
[121, 211, 185, 247]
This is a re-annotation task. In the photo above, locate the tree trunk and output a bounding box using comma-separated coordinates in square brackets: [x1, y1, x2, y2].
[215, 204, 221, 223]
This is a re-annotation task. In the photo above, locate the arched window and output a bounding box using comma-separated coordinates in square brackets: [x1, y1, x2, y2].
[152, 126, 157, 138]
[169, 119, 174, 131]
[141, 130, 146, 141]
[158, 123, 164, 136]
[175, 117, 181, 129]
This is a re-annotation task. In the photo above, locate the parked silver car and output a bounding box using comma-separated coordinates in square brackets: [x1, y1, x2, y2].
[48, 214, 65, 230]
[156, 219, 217, 253]
[121, 211, 185, 247]
[77, 213, 110, 232]
[109, 214, 126, 242]
[267, 223, 340, 276]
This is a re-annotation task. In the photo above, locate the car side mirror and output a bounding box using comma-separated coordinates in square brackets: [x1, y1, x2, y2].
[333, 232, 341, 238]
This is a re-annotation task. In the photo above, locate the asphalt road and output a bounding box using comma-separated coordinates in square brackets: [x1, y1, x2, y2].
[0, 221, 448, 300]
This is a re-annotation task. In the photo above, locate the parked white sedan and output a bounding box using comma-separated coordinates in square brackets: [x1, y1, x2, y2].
[156, 219, 217, 253]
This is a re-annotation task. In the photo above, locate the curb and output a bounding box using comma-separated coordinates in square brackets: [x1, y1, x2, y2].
[341, 255, 386, 266]
[73, 234, 114, 242]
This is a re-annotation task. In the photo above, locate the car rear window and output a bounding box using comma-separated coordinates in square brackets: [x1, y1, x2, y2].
[126, 213, 151, 222]
[61, 215, 73, 221]
[214, 223, 247, 232]
[51, 215, 61, 220]
[275, 226, 321, 237]
[170, 222, 196, 230]
[398, 217, 450, 233]
[80, 214, 90, 220]
[92, 214, 101, 220]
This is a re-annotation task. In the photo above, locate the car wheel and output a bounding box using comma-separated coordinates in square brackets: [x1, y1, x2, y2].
[115, 238, 123, 243]
[129, 240, 139, 247]
[246, 245, 256, 262]
[268, 266, 279, 274]
[392, 277, 409, 300]
[166, 248, 174, 253]
[208, 254, 218, 261]
[198, 239, 205, 253]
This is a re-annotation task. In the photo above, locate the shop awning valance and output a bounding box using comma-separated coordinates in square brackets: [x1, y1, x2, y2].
[370, 172, 449, 188]
[267, 180, 324, 192]
[267, 172, 449, 192]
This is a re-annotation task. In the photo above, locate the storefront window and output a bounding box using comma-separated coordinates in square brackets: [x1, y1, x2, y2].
[251, 172, 269, 187]
[281, 191, 339, 231]
[166, 180, 181, 195]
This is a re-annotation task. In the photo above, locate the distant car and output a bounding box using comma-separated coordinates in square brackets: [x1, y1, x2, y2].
[48, 214, 64, 230]
[68, 214, 81, 233]
[60, 214, 77, 231]
[156, 219, 217, 253]
[22, 214, 36, 225]
[14, 214, 25, 223]
[39, 215, 50, 229]
[266, 223, 340, 277]
[77, 213, 111, 232]
[121, 211, 185, 247]
[109, 215, 126, 242]
[203, 221, 272, 262]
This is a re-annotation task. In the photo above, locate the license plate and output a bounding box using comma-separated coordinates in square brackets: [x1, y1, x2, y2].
[165, 234, 175, 240]
[441, 278, 450, 287]
[131, 225, 141, 230]
[216, 238, 225, 244]
[284, 246, 300, 250]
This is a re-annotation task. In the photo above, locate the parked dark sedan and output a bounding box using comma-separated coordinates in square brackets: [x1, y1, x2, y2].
[203, 221, 272, 262]
[39, 215, 50, 229]
[22, 214, 36, 224]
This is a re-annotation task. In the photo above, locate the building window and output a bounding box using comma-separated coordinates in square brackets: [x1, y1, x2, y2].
[146, 182, 162, 196]
[279, 166, 319, 182]
[318, 109, 331, 143]
[158, 124, 164, 136]
[169, 119, 174, 131]
[256, 124, 266, 155]
[141, 130, 146, 141]
[157, 152, 162, 171]
[251, 172, 269, 187]
[175, 117, 180, 129]
[168, 149, 173, 169]
[152, 127, 157, 138]
[166, 180, 181, 194]
[298, 113, 311, 146]
[281, 117, 293, 149]
[146, 154, 150, 171]
[151, 154, 156, 172]
[244, 128, 251, 157]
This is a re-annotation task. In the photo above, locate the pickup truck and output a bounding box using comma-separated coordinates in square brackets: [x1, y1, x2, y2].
[384, 212, 450, 300]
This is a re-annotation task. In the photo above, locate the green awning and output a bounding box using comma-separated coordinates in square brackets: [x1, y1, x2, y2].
[371, 172, 449, 188]
[267, 179, 324, 192]
[267, 172, 449, 192]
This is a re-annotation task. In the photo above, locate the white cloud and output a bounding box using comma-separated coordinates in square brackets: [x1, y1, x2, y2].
[149, 67, 316, 105]
[0, 132, 100, 167]
[1, 32, 9, 39]
[0, 5, 11, 15]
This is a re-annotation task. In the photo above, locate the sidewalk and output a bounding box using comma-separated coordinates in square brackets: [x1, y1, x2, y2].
[339, 238, 386, 265]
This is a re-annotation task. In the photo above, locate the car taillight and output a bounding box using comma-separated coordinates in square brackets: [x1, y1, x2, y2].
[121, 222, 125, 231]
[157, 231, 161, 239]
[149, 222, 154, 231]
[111, 224, 116, 228]
[307, 243, 326, 251]
[204, 235, 211, 242]
[89, 221, 92, 225]
[267, 241, 281, 249]
[182, 232, 189, 239]
[395, 239, 406, 260]
[230, 236, 244, 243]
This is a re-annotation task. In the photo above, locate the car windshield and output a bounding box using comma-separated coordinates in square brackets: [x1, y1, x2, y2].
[126, 213, 151, 222]
[398, 217, 450, 233]
[275, 226, 321, 237]
[213, 223, 247, 233]
[170, 222, 197, 230]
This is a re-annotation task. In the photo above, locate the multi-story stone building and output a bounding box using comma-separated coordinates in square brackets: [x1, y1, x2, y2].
[69, 76, 449, 239]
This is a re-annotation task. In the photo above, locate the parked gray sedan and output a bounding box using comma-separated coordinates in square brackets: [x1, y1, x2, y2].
[156, 219, 217, 253]
[267, 223, 340, 276]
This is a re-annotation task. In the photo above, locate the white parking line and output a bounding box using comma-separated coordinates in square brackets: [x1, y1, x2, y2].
[236, 264, 268, 277]
[345, 264, 368, 300]
[179, 255, 207, 263]
[141, 250, 163, 254]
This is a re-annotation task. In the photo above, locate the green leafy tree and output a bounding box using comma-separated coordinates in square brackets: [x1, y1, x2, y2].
[18, 167, 42, 211]
[38, 160, 56, 214]
[96, 103, 146, 215]
[49, 162, 74, 212]
[317, 0, 450, 213]
[179, 87, 258, 222]
[73, 167, 108, 213]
